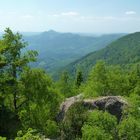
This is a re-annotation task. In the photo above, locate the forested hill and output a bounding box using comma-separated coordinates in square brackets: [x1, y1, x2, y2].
[1, 28, 140, 140]
[24, 31, 124, 74]
[65, 32, 140, 75]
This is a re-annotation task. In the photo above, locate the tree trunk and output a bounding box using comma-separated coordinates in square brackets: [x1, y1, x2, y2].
[13, 92, 17, 111]
[12, 64, 17, 111]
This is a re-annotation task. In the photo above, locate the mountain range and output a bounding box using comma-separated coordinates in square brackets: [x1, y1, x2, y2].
[24, 30, 124, 74]
[64, 32, 140, 76]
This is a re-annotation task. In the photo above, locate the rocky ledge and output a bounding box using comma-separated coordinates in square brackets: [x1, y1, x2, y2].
[57, 95, 128, 122]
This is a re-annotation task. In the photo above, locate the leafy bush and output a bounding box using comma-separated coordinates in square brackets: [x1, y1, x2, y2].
[82, 125, 111, 140]
[81, 110, 117, 140]
[84, 61, 139, 97]
[45, 120, 60, 139]
[0, 136, 6, 140]
[118, 116, 140, 140]
[19, 69, 61, 133]
[61, 102, 88, 140]
[15, 128, 44, 140]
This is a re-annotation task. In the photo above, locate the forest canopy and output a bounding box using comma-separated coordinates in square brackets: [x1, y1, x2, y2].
[0, 28, 140, 140]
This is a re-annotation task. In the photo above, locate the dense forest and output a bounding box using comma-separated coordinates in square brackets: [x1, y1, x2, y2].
[65, 32, 140, 77]
[0, 28, 140, 140]
[24, 31, 124, 75]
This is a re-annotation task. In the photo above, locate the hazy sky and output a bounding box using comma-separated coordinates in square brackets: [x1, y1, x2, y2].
[0, 0, 140, 33]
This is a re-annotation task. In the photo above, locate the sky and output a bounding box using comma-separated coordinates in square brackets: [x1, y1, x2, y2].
[0, 0, 140, 33]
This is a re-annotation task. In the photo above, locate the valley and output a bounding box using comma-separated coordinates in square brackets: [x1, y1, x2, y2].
[24, 30, 124, 74]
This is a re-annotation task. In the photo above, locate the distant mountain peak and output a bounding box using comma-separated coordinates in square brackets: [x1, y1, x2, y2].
[47, 29, 58, 33]
[41, 30, 59, 36]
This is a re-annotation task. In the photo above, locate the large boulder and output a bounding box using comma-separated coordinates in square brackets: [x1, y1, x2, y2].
[57, 95, 128, 121]
[56, 94, 83, 122]
[83, 96, 128, 120]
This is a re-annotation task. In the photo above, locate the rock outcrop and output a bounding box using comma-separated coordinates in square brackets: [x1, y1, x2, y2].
[83, 96, 128, 120]
[57, 95, 128, 121]
[56, 94, 83, 122]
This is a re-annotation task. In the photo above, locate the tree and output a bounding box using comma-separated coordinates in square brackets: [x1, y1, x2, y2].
[128, 64, 140, 95]
[75, 69, 83, 88]
[15, 128, 44, 140]
[57, 71, 76, 97]
[106, 65, 130, 96]
[82, 125, 110, 140]
[118, 116, 140, 140]
[19, 69, 61, 133]
[84, 61, 131, 97]
[118, 94, 140, 139]
[84, 61, 108, 97]
[0, 136, 6, 140]
[81, 111, 117, 140]
[61, 102, 88, 140]
[0, 28, 38, 111]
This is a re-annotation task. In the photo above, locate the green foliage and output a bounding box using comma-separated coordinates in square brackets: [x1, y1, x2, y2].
[45, 120, 60, 138]
[0, 106, 21, 139]
[1, 28, 140, 140]
[126, 94, 140, 119]
[81, 111, 117, 140]
[84, 61, 108, 97]
[0, 28, 38, 111]
[82, 125, 111, 140]
[15, 128, 43, 140]
[0, 136, 6, 140]
[66, 32, 140, 77]
[25, 31, 123, 75]
[0, 28, 37, 138]
[75, 69, 83, 88]
[93, 64, 140, 103]
[19, 69, 61, 132]
[61, 101, 140, 140]
[84, 61, 140, 97]
[61, 102, 88, 140]
[56, 71, 76, 97]
[118, 116, 140, 140]
[127, 64, 140, 95]
[117, 94, 140, 140]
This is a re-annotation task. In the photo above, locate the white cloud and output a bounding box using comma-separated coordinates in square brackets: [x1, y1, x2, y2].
[51, 14, 60, 17]
[125, 11, 136, 15]
[22, 14, 34, 19]
[79, 15, 140, 22]
[61, 12, 79, 16]
[48, 12, 140, 25]
[81, 16, 118, 20]
[49, 11, 79, 17]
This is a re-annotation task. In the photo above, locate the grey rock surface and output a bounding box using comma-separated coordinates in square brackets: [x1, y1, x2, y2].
[57, 95, 128, 121]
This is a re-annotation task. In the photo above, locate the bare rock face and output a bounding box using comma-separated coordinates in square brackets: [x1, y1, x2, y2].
[57, 95, 128, 122]
[56, 94, 83, 122]
[83, 96, 128, 121]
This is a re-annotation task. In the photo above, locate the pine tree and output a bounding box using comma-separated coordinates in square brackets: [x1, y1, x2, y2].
[0, 28, 38, 111]
[75, 69, 83, 87]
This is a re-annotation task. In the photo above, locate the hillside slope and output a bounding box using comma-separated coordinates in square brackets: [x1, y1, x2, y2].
[24, 31, 124, 74]
[65, 32, 140, 75]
